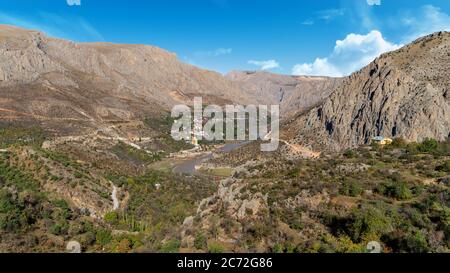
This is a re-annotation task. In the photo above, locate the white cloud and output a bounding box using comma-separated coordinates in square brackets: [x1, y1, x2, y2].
[293, 58, 342, 77]
[367, 0, 381, 6]
[292, 30, 401, 77]
[401, 5, 450, 42]
[67, 0, 81, 6]
[302, 8, 345, 26]
[195, 48, 232, 57]
[301, 19, 314, 26]
[248, 60, 280, 70]
[215, 48, 232, 55]
[317, 9, 345, 21]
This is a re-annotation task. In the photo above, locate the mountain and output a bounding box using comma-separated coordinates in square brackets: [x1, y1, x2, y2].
[0, 24, 253, 137]
[0, 24, 344, 140]
[226, 70, 342, 117]
[286, 31, 450, 151]
[0, 25, 449, 254]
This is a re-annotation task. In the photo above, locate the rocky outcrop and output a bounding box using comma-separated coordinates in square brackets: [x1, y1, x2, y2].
[287, 32, 450, 151]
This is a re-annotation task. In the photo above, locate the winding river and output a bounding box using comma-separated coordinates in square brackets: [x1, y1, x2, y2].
[173, 141, 251, 175]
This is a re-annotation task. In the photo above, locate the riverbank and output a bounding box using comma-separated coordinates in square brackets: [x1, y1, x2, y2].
[171, 142, 251, 175]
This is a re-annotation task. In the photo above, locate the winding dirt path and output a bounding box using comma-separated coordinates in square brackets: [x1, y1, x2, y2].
[278, 139, 321, 158]
[111, 184, 120, 211]
[263, 131, 320, 158]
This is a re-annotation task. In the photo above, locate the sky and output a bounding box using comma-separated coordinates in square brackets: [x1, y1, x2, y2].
[0, 0, 449, 76]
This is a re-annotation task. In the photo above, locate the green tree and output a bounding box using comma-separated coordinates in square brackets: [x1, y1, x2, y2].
[350, 207, 392, 242]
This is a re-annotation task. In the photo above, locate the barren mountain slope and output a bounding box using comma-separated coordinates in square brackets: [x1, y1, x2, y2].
[286, 31, 450, 151]
[0, 25, 252, 136]
[226, 71, 342, 117]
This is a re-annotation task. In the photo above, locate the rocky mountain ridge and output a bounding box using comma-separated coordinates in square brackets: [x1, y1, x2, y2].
[226, 70, 342, 117]
[286, 31, 450, 151]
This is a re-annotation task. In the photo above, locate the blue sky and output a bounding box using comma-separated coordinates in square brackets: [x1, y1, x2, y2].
[0, 0, 450, 76]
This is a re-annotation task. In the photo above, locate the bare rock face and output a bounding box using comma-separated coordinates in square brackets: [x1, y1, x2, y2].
[0, 26, 65, 84]
[226, 70, 342, 117]
[287, 32, 450, 151]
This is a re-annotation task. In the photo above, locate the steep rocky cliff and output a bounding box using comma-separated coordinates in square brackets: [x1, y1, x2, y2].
[287, 32, 450, 151]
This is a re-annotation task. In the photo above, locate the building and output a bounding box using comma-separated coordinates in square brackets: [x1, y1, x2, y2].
[191, 136, 199, 147]
[372, 136, 393, 146]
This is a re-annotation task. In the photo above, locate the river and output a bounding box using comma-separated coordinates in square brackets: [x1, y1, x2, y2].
[173, 141, 251, 175]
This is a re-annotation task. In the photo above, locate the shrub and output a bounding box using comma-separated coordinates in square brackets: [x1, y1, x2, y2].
[160, 239, 181, 253]
[50, 221, 69, 235]
[96, 229, 112, 246]
[340, 181, 363, 197]
[343, 149, 357, 159]
[393, 182, 413, 200]
[377, 182, 412, 200]
[272, 243, 283, 253]
[436, 160, 450, 173]
[405, 230, 430, 253]
[286, 167, 301, 178]
[208, 241, 226, 253]
[104, 212, 119, 224]
[391, 138, 408, 148]
[418, 138, 438, 153]
[246, 222, 271, 240]
[350, 207, 392, 242]
[194, 233, 207, 250]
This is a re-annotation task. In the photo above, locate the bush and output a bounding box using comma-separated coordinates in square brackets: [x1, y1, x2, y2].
[418, 138, 438, 153]
[286, 167, 301, 178]
[194, 233, 207, 250]
[340, 181, 363, 197]
[246, 222, 271, 240]
[160, 239, 181, 253]
[343, 149, 357, 159]
[350, 207, 392, 242]
[50, 221, 69, 235]
[272, 243, 283, 253]
[96, 229, 112, 246]
[405, 230, 430, 253]
[393, 183, 413, 200]
[391, 138, 408, 148]
[104, 212, 119, 224]
[377, 181, 412, 201]
[436, 160, 450, 173]
[208, 241, 226, 253]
